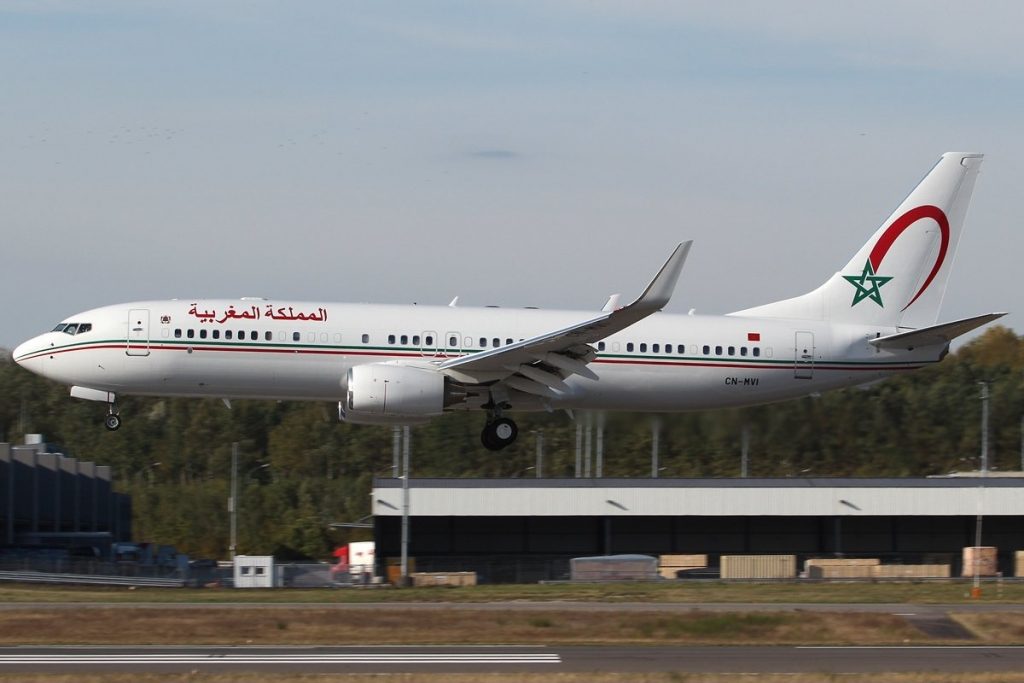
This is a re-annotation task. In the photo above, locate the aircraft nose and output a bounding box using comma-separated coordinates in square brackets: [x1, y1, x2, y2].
[12, 338, 38, 366]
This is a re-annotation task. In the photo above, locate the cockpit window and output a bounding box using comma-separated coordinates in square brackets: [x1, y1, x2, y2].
[56, 322, 92, 335]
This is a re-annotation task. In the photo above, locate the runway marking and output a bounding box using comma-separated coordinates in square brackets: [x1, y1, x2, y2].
[797, 646, 1024, 650]
[0, 653, 561, 665]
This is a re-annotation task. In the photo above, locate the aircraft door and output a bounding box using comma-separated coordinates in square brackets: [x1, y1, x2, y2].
[127, 309, 151, 357]
[420, 330, 439, 357]
[442, 331, 461, 358]
[794, 331, 814, 379]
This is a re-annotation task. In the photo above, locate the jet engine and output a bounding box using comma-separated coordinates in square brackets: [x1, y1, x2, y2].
[342, 363, 448, 425]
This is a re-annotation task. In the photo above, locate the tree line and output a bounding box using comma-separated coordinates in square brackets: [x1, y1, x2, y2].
[2, 326, 1022, 559]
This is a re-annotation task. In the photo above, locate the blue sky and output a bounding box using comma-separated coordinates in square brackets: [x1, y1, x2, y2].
[2, 1, 1023, 349]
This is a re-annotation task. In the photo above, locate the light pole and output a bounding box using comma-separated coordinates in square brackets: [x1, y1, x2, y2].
[140, 461, 161, 485]
[400, 425, 411, 586]
[230, 441, 269, 562]
[741, 424, 750, 478]
[533, 430, 544, 478]
[973, 381, 989, 598]
[651, 418, 660, 478]
[229, 443, 238, 561]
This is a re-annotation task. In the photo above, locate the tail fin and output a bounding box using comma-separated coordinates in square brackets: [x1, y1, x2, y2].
[732, 152, 983, 328]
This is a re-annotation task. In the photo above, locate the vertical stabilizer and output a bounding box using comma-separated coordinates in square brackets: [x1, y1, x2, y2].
[731, 152, 983, 328]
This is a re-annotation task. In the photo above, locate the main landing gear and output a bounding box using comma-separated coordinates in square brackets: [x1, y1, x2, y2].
[481, 416, 518, 451]
[104, 404, 121, 431]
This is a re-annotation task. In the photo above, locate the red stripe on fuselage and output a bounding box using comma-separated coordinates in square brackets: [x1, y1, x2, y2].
[21, 342, 926, 373]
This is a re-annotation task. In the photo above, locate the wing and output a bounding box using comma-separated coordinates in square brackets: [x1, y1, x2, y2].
[438, 242, 691, 395]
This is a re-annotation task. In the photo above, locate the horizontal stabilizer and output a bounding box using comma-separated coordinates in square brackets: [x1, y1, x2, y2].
[869, 313, 1006, 350]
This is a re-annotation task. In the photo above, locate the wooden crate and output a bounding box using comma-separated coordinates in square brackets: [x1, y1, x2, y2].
[410, 571, 477, 587]
[872, 564, 950, 578]
[659, 554, 708, 568]
[720, 555, 796, 579]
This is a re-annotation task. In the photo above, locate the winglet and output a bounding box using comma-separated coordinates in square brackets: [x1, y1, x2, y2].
[601, 294, 621, 312]
[628, 241, 691, 314]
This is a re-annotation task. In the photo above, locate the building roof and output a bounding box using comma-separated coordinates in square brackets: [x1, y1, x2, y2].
[371, 477, 1024, 518]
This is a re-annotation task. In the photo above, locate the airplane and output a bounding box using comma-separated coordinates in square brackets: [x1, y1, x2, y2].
[13, 152, 1004, 451]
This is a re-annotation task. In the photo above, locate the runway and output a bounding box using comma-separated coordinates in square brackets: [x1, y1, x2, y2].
[3, 645, 1024, 674]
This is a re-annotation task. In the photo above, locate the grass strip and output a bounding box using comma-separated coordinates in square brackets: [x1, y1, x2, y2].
[0, 607, 952, 646]
[1, 580, 1022, 605]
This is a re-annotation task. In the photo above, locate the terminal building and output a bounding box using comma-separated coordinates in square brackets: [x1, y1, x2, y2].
[372, 477, 1024, 583]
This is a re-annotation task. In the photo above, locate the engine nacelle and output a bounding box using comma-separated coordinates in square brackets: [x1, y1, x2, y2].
[343, 363, 445, 424]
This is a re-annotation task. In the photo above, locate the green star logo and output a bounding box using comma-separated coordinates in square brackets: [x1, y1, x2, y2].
[843, 259, 893, 307]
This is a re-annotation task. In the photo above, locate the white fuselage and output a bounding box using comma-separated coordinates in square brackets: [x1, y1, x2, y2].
[13, 298, 941, 413]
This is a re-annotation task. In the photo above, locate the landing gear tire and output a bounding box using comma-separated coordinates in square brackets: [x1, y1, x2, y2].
[104, 413, 121, 431]
[481, 417, 518, 451]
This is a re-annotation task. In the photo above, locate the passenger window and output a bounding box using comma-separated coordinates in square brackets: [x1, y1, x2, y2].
[400, 335, 408, 345]
[174, 329, 182, 338]
[479, 337, 486, 348]
[702, 345, 709, 355]
[728, 346, 735, 356]
[212, 330, 220, 339]
[505, 338, 513, 346]
[333, 333, 341, 342]
[665, 344, 673, 354]
[187, 329, 195, 339]
[492, 338, 500, 348]
[362, 334, 369, 344]
[265, 331, 273, 341]
[388, 334, 396, 344]
[307, 332, 315, 342]
[753, 347, 761, 357]
[77, 323, 92, 334]
[640, 343, 647, 353]
[251, 331, 258, 341]
[598, 341, 605, 351]
[740, 347, 748, 356]
[320, 332, 328, 342]
[413, 335, 421, 345]
[652, 344, 659, 353]
[715, 346, 723, 355]
[293, 332, 300, 342]
[200, 329, 208, 339]
[627, 343, 634, 352]
[425, 335, 434, 346]
[237, 330, 244, 339]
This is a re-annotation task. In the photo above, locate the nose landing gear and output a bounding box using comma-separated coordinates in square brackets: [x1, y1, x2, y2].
[104, 405, 121, 431]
